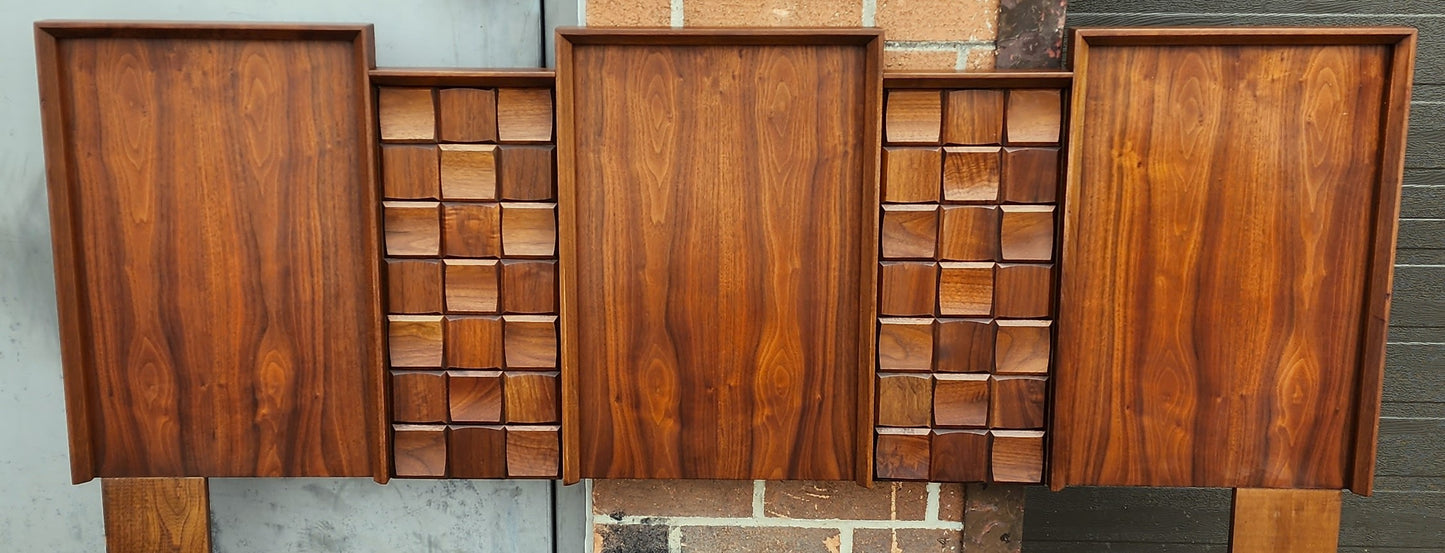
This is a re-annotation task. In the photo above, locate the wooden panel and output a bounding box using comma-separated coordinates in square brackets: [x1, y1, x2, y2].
[442, 202, 501, 258]
[1000, 147, 1058, 203]
[445, 316, 503, 369]
[505, 372, 560, 423]
[994, 263, 1051, 319]
[386, 259, 443, 314]
[501, 202, 558, 257]
[388, 315, 444, 368]
[102, 478, 210, 553]
[384, 201, 442, 256]
[561, 29, 881, 481]
[877, 318, 933, 372]
[448, 425, 507, 478]
[448, 370, 503, 423]
[497, 88, 554, 142]
[932, 430, 989, 482]
[880, 262, 937, 316]
[999, 205, 1054, 261]
[504, 315, 559, 369]
[995, 320, 1050, 375]
[444, 259, 500, 313]
[1004, 89, 1061, 145]
[35, 24, 385, 481]
[382, 144, 439, 199]
[885, 89, 942, 144]
[1054, 29, 1416, 492]
[992, 430, 1043, 483]
[1231, 489, 1342, 553]
[934, 374, 989, 427]
[883, 147, 942, 203]
[939, 262, 994, 317]
[438, 88, 497, 143]
[393, 425, 447, 477]
[499, 146, 557, 200]
[439, 144, 498, 200]
[878, 373, 932, 427]
[880, 205, 938, 259]
[942, 146, 1001, 203]
[501, 260, 556, 314]
[507, 426, 560, 478]
[990, 376, 1046, 429]
[935, 318, 994, 373]
[943, 89, 1004, 145]
[391, 370, 448, 423]
[379, 87, 435, 142]
[939, 205, 999, 261]
[875, 430, 931, 480]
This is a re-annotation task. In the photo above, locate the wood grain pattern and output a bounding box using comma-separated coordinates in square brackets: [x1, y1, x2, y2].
[438, 88, 497, 143]
[993, 263, 1051, 319]
[393, 425, 447, 477]
[102, 478, 210, 553]
[386, 259, 443, 314]
[875, 429, 930, 480]
[1054, 29, 1416, 492]
[883, 147, 942, 203]
[499, 146, 556, 201]
[885, 89, 943, 144]
[445, 316, 502, 369]
[992, 430, 1043, 483]
[448, 425, 506, 478]
[442, 202, 501, 258]
[382, 144, 439, 199]
[939, 205, 1000, 261]
[500, 202, 558, 257]
[935, 318, 994, 373]
[448, 370, 503, 423]
[878, 373, 933, 427]
[943, 89, 1004, 145]
[439, 145, 497, 200]
[388, 315, 444, 368]
[994, 320, 1050, 375]
[444, 259, 500, 313]
[1004, 89, 1061, 145]
[1230, 488, 1342, 553]
[384, 201, 442, 256]
[877, 318, 934, 372]
[942, 146, 1001, 203]
[560, 30, 881, 481]
[391, 371, 448, 423]
[880, 205, 938, 259]
[503, 315, 558, 369]
[507, 426, 560, 478]
[931, 430, 989, 482]
[1000, 147, 1058, 203]
[501, 260, 556, 314]
[36, 25, 385, 481]
[379, 87, 435, 142]
[880, 262, 938, 316]
[990, 376, 1046, 429]
[934, 374, 990, 428]
[999, 205, 1054, 261]
[504, 372, 560, 423]
[497, 88, 554, 142]
[939, 262, 994, 317]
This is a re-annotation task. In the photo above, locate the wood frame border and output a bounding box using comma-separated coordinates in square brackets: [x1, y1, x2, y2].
[1052, 26, 1417, 495]
[555, 27, 883, 485]
[34, 21, 389, 484]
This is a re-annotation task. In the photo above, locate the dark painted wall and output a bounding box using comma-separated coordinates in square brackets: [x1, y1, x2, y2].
[1025, 2, 1445, 551]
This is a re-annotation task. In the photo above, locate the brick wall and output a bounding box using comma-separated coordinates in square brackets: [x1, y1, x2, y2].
[580, 1, 1053, 551]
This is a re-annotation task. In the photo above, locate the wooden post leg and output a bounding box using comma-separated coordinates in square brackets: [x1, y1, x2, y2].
[102, 478, 212, 553]
[1230, 488, 1342, 553]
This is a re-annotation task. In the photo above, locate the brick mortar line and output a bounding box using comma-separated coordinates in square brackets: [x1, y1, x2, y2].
[840, 527, 854, 553]
[752, 480, 766, 518]
[593, 514, 964, 530]
[862, 0, 878, 27]
[925, 483, 941, 521]
[670, 0, 684, 27]
[886, 40, 994, 50]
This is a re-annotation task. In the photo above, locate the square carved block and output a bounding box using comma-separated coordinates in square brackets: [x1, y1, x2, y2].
[499, 146, 556, 201]
[879, 262, 937, 317]
[882, 147, 942, 203]
[392, 370, 447, 423]
[991, 430, 1044, 483]
[378, 87, 435, 142]
[506, 426, 560, 478]
[445, 260, 501, 313]
[939, 205, 999, 262]
[448, 425, 506, 478]
[991, 376, 1047, 429]
[999, 205, 1055, 261]
[877, 318, 933, 372]
[943, 146, 1001, 203]
[880, 205, 938, 260]
[438, 88, 497, 143]
[388, 315, 444, 368]
[934, 374, 989, 428]
[877, 373, 932, 427]
[386, 259, 443, 314]
[445, 315, 503, 369]
[501, 260, 557, 314]
[1005, 89, 1062, 145]
[939, 262, 994, 317]
[440, 144, 498, 200]
[875, 430, 931, 480]
[504, 315, 558, 369]
[931, 429, 989, 482]
[885, 89, 942, 144]
[448, 370, 503, 423]
[497, 88, 554, 143]
[1001, 147, 1059, 204]
[995, 320, 1051, 375]
[442, 202, 501, 258]
[383, 201, 441, 257]
[501, 203, 557, 257]
[393, 425, 447, 478]
[943, 89, 1004, 145]
[994, 263, 1053, 318]
[504, 372, 559, 424]
[935, 318, 994, 373]
[381, 144, 439, 200]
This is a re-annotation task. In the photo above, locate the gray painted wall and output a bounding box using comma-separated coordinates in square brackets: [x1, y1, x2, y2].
[0, 1, 580, 551]
[1025, 2, 1445, 551]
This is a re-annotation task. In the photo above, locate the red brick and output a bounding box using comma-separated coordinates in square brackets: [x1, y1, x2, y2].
[939, 483, 965, 522]
[685, 0, 863, 26]
[885, 48, 958, 71]
[593, 480, 754, 518]
[586, 0, 670, 26]
[876, 0, 999, 41]
[854, 527, 963, 552]
[679, 526, 840, 552]
[764, 481, 928, 520]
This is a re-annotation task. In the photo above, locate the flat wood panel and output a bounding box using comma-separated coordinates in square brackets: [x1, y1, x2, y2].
[1230, 488, 1342, 553]
[561, 30, 881, 480]
[1054, 30, 1415, 492]
[37, 25, 385, 481]
[102, 478, 210, 553]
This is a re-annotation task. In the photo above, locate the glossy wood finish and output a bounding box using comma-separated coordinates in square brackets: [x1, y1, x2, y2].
[1054, 28, 1416, 493]
[1230, 488, 1343, 553]
[35, 22, 386, 483]
[558, 28, 882, 483]
[102, 478, 211, 553]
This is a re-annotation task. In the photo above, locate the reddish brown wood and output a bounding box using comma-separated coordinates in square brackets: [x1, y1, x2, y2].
[878, 374, 932, 428]
[501, 260, 556, 314]
[934, 374, 990, 428]
[880, 262, 938, 317]
[391, 371, 448, 423]
[1000, 147, 1058, 204]
[388, 316, 444, 368]
[507, 426, 560, 478]
[448, 425, 507, 478]
[882, 147, 942, 203]
[993, 263, 1052, 319]
[1230, 488, 1343, 553]
[942, 89, 1003, 145]
[378, 87, 436, 142]
[439, 144, 498, 200]
[500, 203, 558, 257]
[384, 201, 442, 256]
[994, 320, 1050, 375]
[381, 144, 440, 199]
[393, 425, 447, 477]
[942, 147, 1001, 203]
[885, 89, 942, 145]
[1004, 89, 1061, 145]
[931, 430, 988, 482]
[939, 262, 994, 317]
[877, 318, 933, 372]
[939, 206, 999, 261]
[445, 316, 503, 369]
[499, 146, 557, 200]
[438, 88, 497, 143]
[442, 202, 501, 258]
[883, 71, 1073, 89]
[990, 376, 1046, 429]
[497, 89, 554, 143]
[935, 318, 995, 373]
[102, 478, 211, 553]
[875, 430, 930, 480]
[385, 259, 443, 314]
[444, 259, 501, 313]
[1054, 28, 1416, 493]
[503, 315, 558, 370]
[448, 371, 503, 423]
[35, 23, 386, 482]
[991, 430, 1043, 483]
[880, 205, 938, 260]
[559, 29, 881, 482]
[504, 372, 560, 424]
